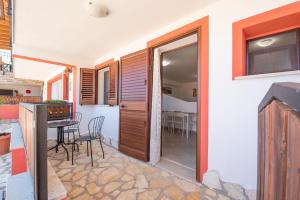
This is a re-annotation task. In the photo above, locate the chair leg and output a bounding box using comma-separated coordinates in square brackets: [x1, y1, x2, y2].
[78, 128, 82, 145]
[72, 132, 79, 152]
[71, 143, 74, 165]
[99, 138, 104, 159]
[87, 141, 89, 156]
[90, 141, 93, 167]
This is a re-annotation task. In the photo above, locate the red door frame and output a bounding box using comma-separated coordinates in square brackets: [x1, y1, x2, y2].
[147, 16, 209, 182]
[12, 54, 77, 113]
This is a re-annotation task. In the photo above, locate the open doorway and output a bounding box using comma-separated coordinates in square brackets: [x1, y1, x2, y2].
[149, 33, 199, 181]
[161, 41, 198, 179]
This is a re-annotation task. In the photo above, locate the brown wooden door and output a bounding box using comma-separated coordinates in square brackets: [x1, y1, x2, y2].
[119, 49, 150, 161]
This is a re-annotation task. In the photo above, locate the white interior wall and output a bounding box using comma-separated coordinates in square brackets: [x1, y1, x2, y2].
[89, 0, 299, 190]
[163, 79, 198, 102]
[162, 94, 197, 114]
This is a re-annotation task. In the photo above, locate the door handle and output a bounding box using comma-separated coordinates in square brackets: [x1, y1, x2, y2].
[298, 168, 300, 174]
[121, 104, 125, 108]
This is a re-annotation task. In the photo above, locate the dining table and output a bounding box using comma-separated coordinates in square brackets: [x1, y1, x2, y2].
[48, 120, 78, 161]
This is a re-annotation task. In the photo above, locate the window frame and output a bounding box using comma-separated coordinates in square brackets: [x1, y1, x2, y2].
[96, 66, 110, 105]
[232, 1, 300, 79]
[246, 28, 300, 76]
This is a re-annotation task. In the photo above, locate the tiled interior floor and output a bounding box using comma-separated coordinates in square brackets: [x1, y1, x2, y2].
[161, 129, 196, 170]
[47, 140, 232, 200]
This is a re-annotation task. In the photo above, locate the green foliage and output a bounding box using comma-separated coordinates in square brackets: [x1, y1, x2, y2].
[0, 96, 4, 104]
[44, 100, 68, 104]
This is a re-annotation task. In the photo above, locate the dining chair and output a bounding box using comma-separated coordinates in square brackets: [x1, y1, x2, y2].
[71, 116, 105, 166]
[64, 112, 82, 144]
[162, 111, 173, 134]
[172, 112, 186, 135]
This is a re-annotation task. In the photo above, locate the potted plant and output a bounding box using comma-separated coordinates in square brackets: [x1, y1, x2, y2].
[0, 132, 11, 155]
[44, 100, 72, 121]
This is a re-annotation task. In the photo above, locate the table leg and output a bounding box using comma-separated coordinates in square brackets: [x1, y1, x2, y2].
[56, 128, 59, 152]
[186, 115, 189, 139]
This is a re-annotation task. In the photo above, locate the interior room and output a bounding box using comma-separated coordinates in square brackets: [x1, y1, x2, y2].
[153, 34, 198, 180]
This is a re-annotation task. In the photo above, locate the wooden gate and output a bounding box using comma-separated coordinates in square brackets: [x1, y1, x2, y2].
[258, 82, 300, 200]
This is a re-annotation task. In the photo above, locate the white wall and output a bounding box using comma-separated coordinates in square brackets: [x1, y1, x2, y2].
[91, 0, 299, 190]
[163, 79, 197, 102]
[162, 94, 197, 113]
[74, 66, 120, 148]
[0, 84, 42, 96]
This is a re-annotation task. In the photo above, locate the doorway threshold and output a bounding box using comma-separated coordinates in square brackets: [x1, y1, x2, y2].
[156, 157, 198, 184]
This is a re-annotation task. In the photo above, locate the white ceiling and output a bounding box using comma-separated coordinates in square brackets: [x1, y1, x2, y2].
[14, 59, 65, 81]
[163, 43, 198, 83]
[14, 0, 217, 62]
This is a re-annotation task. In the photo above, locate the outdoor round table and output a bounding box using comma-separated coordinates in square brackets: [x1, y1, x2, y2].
[48, 120, 78, 161]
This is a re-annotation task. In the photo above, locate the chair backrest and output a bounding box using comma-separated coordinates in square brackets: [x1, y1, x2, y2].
[88, 116, 105, 138]
[70, 112, 82, 128]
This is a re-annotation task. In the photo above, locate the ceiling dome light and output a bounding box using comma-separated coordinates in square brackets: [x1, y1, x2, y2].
[85, 0, 109, 18]
[162, 60, 171, 66]
[257, 38, 276, 47]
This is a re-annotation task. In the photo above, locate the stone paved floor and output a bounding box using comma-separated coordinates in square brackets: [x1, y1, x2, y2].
[0, 153, 11, 199]
[0, 122, 12, 200]
[48, 140, 233, 200]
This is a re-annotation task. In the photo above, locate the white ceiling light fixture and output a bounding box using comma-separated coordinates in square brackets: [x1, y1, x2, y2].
[257, 38, 276, 47]
[85, 0, 109, 18]
[162, 60, 171, 66]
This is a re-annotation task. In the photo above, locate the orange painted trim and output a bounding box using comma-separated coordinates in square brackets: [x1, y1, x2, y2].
[47, 73, 62, 100]
[95, 58, 114, 69]
[13, 55, 77, 113]
[12, 54, 75, 69]
[198, 17, 209, 182]
[147, 17, 208, 47]
[232, 1, 300, 79]
[0, 104, 19, 119]
[63, 73, 69, 100]
[148, 16, 209, 182]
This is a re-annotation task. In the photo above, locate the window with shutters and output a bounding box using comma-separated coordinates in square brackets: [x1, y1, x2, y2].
[80, 61, 119, 106]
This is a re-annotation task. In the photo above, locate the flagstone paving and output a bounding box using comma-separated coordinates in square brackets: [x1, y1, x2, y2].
[48, 140, 233, 200]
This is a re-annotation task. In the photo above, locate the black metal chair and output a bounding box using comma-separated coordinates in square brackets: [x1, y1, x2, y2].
[71, 116, 105, 166]
[64, 112, 82, 144]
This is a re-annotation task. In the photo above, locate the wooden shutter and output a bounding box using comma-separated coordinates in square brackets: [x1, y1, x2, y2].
[80, 68, 96, 105]
[119, 49, 150, 161]
[108, 61, 119, 105]
[0, 0, 4, 19]
[0, 0, 11, 50]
